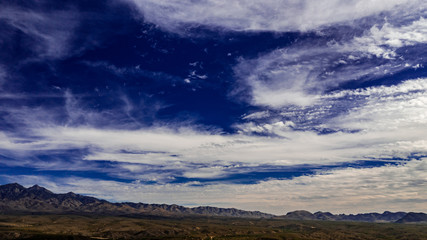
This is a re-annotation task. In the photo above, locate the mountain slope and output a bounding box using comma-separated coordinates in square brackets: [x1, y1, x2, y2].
[396, 212, 427, 223]
[0, 183, 273, 218]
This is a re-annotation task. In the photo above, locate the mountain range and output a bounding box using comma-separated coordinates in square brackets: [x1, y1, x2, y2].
[0, 183, 273, 218]
[280, 210, 426, 223]
[1, 183, 426, 223]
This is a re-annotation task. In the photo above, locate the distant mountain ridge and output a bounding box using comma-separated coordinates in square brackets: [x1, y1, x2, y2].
[0, 183, 273, 218]
[1, 183, 426, 223]
[279, 210, 421, 223]
[396, 212, 427, 223]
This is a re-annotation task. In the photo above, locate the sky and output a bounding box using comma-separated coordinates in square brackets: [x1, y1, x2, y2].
[0, 0, 426, 215]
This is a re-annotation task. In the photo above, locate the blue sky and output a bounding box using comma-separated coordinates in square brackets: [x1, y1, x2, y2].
[0, 0, 426, 214]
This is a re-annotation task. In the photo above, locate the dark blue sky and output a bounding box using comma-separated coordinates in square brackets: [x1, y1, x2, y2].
[0, 0, 426, 214]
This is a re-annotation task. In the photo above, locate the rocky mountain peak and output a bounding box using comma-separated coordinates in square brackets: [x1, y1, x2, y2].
[0, 183, 26, 199]
[25, 184, 55, 200]
[28, 184, 42, 189]
[28, 184, 52, 193]
[285, 210, 316, 220]
[0, 183, 25, 190]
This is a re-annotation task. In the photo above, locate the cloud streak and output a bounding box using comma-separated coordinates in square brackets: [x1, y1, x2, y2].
[1, 78, 426, 183]
[126, 0, 420, 33]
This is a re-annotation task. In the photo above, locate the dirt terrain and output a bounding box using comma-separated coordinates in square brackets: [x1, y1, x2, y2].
[0, 214, 426, 240]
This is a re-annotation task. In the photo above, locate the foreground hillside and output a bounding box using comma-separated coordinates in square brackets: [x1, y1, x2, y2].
[0, 214, 427, 240]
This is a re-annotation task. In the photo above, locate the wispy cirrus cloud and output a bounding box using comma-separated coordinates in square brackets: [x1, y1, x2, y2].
[0, 6, 80, 60]
[234, 16, 427, 107]
[325, 78, 427, 132]
[1, 78, 426, 181]
[238, 77, 427, 157]
[125, 0, 419, 33]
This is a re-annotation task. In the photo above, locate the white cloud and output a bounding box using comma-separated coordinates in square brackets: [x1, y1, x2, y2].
[85, 152, 180, 164]
[125, 0, 419, 33]
[342, 17, 427, 59]
[237, 77, 427, 157]
[325, 77, 427, 99]
[0, 78, 426, 186]
[234, 47, 398, 107]
[3, 158, 426, 214]
[235, 16, 427, 108]
[325, 78, 427, 132]
[0, 126, 376, 166]
[242, 110, 271, 120]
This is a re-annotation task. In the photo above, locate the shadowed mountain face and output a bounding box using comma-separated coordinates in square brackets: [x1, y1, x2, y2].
[0, 183, 273, 218]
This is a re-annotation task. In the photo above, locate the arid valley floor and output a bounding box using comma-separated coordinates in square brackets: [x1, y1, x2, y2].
[1, 214, 427, 240]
